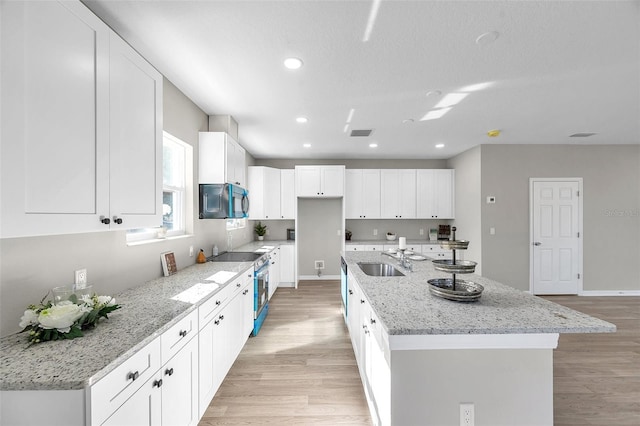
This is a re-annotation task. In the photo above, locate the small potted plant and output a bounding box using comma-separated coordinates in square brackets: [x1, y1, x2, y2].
[254, 221, 267, 241]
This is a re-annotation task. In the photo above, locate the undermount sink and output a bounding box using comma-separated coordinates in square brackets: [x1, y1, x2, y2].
[357, 262, 405, 277]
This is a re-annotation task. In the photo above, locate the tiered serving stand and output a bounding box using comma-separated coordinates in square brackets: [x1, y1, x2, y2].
[427, 227, 484, 302]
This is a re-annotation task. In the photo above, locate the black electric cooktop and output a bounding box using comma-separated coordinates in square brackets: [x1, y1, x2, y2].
[207, 251, 263, 262]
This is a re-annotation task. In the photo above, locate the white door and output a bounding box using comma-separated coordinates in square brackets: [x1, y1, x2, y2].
[530, 179, 582, 295]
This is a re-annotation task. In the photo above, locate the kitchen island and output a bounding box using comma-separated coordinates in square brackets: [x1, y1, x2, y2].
[343, 251, 615, 426]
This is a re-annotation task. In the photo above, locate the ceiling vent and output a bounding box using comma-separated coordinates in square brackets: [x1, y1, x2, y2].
[350, 129, 373, 137]
[569, 132, 597, 137]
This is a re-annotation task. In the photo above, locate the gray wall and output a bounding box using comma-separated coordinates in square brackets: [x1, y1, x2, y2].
[480, 144, 640, 292]
[447, 146, 483, 274]
[0, 78, 254, 337]
[297, 198, 343, 276]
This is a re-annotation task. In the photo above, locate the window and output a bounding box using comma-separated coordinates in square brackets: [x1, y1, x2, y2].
[126, 132, 192, 243]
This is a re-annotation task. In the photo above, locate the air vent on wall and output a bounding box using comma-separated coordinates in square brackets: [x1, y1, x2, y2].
[350, 129, 373, 137]
[569, 132, 597, 137]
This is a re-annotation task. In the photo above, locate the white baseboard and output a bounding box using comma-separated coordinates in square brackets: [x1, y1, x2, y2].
[580, 290, 640, 296]
[298, 275, 340, 281]
[278, 282, 295, 288]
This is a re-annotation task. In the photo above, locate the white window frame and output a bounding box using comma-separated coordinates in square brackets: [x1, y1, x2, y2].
[126, 132, 193, 244]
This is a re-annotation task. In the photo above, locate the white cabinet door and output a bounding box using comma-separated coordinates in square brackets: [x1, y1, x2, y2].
[345, 169, 364, 219]
[320, 166, 345, 197]
[241, 277, 255, 341]
[101, 376, 162, 426]
[295, 166, 321, 196]
[346, 169, 380, 219]
[380, 170, 416, 218]
[269, 248, 281, 299]
[280, 169, 296, 219]
[248, 166, 281, 219]
[263, 168, 281, 219]
[161, 337, 199, 426]
[0, 0, 110, 237]
[279, 244, 295, 283]
[295, 166, 344, 197]
[228, 138, 246, 187]
[416, 169, 455, 219]
[198, 310, 229, 418]
[108, 32, 163, 230]
[199, 132, 246, 187]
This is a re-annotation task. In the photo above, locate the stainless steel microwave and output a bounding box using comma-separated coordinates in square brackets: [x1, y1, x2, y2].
[199, 184, 249, 219]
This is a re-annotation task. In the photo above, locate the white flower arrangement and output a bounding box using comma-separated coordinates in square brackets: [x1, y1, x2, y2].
[19, 293, 121, 345]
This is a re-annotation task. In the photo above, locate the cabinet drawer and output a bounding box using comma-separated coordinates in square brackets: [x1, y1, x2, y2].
[198, 283, 236, 329]
[161, 310, 198, 363]
[90, 337, 161, 426]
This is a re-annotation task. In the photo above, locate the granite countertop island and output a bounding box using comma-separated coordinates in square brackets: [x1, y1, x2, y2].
[342, 250, 617, 425]
[0, 241, 292, 392]
[343, 250, 616, 337]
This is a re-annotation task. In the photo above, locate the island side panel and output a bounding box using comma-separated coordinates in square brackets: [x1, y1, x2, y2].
[390, 348, 553, 426]
[0, 389, 86, 426]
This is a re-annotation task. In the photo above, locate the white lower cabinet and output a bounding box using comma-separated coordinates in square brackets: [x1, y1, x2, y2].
[94, 310, 199, 426]
[269, 247, 281, 299]
[198, 268, 254, 419]
[347, 276, 391, 426]
[100, 336, 198, 426]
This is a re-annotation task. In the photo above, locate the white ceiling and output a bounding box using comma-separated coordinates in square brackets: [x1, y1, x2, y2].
[83, 0, 640, 160]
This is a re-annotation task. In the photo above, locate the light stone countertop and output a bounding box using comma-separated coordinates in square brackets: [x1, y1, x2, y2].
[344, 251, 616, 336]
[0, 241, 290, 392]
[346, 239, 442, 245]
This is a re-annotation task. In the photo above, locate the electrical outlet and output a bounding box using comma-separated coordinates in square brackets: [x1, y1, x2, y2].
[189, 246, 194, 257]
[460, 403, 474, 426]
[373, 229, 378, 236]
[420, 228, 424, 235]
[75, 269, 87, 285]
[314, 260, 325, 270]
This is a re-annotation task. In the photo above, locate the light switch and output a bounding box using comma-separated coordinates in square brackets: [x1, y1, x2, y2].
[490, 227, 496, 235]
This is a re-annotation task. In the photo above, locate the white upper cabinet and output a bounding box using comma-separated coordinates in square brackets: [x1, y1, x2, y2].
[416, 169, 455, 219]
[108, 33, 163, 230]
[247, 166, 281, 220]
[0, 1, 162, 238]
[295, 165, 345, 197]
[199, 132, 246, 187]
[280, 169, 296, 219]
[380, 169, 417, 219]
[346, 169, 381, 219]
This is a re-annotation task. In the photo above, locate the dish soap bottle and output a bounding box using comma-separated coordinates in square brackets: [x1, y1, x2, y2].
[196, 249, 206, 263]
[213, 244, 219, 256]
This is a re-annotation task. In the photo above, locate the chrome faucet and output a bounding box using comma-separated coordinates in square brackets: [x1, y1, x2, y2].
[381, 250, 413, 272]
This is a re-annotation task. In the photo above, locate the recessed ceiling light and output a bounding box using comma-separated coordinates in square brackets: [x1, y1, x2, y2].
[303, 143, 311, 148]
[476, 31, 500, 46]
[426, 90, 442, 97]
[460, 82, 494, 92]
[403, 119, 414, 124]
[296, 116, 308, 124]
[569, 132, 597, 137]
[369, 143, 378, 148]
[346, 108, 355, 123]
[284, 57, 303, 69]
[435, 143, 445, 149]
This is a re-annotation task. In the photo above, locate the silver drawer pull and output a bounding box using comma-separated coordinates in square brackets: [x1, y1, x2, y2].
[127, 371, 139, 381]
[179, 330, 188, 338]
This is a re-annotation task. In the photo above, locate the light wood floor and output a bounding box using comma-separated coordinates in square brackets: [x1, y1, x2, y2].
[199, 282, 640, 425]
[543, 295, 640, 426]
[199, 280, 372, 425]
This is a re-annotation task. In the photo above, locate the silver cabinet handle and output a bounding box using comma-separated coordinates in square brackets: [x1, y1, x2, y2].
[533, 242, 542, 246]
